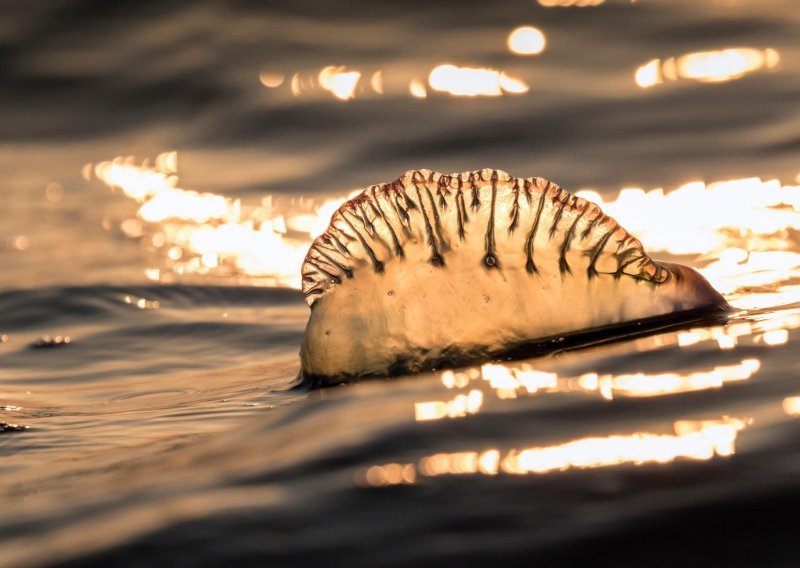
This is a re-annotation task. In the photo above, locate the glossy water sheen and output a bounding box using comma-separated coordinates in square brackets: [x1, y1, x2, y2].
[2, 1, 800, 566]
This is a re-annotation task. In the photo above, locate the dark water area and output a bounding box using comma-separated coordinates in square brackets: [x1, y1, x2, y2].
[2, 0, 800, 566]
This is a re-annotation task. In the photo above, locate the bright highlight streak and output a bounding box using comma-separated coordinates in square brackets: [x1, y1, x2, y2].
[538, 0, 605, 6]
[635, 47, 780, 88]
[416, 358, 761, 424]
[635, 59, 661, 89]
[762, 329, 788, 345]
[581, 360, 760, 400]
[363, 417, 747, 485]
[260, 63, 532, 100]
[508, 26, 546, 55]
[577, 176, 800, 296]
[783, 397, 800, 416]
[479, 359, 759, 402]
[428, 64, 529, 97]
[505, 419, 745, 474]
[481, 364, 557, 399]
[94, 153, 348, 289]
[319, 66, 361, 100]
[415, 390, 483, 421]
[96, 156, 800, 303]
[409, 78, 427, 98]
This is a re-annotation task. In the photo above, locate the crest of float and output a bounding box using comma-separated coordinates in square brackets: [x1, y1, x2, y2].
[300, 169, 727, 382]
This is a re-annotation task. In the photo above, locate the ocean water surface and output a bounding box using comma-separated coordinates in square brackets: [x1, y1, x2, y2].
[2, 0, 800, 565]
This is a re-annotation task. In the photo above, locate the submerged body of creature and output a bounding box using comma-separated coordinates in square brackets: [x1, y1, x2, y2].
[300, 169, 728, 383]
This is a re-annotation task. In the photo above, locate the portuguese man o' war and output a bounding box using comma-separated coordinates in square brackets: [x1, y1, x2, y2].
[300, 169, 728, 383]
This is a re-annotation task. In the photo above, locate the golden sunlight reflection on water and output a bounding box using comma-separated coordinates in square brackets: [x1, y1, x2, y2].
[263, 63, 529, 100]
[415, 389, 483, 421]
[507, 26, 546, 56]
[538, 0, 606, 6]
[361, 417, 747, 486]
[318, 66, 361, 101]
[635, 47, 780, 88]
[258, 71, 285, 88]
[413, 357, 761, 421]
[783, 397, 800, 416]
[381, 296, 797, 487]
[94, 153, 348, 288]
[122, 294, 161, 310]
[428, 64, 529, 97]
[94, 153, 800, 302]
[409, 77, 427, 98]
[575, 176, 800, 299]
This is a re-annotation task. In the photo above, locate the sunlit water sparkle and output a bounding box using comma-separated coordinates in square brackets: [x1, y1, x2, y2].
[3, 1, 800, 566]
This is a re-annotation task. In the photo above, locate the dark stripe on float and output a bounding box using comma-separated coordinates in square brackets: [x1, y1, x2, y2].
[412, 178, 445, 267]
[305, 258, 342, 284]
[524, 187, 547, 274]
[470, 172, 480, 210]
[558, 209, 585, 276]
[424, 185, 448, 252]
[587, 223, 616, 280]
[508, 178, 520, 235]
[369, 188, 404, 257]
[548, 189, 568, 240]
[483, 171, 499, 269]
[341, 212, 384, 272]
[456, 189, 467, 240]
[313, 245, 353, 278]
